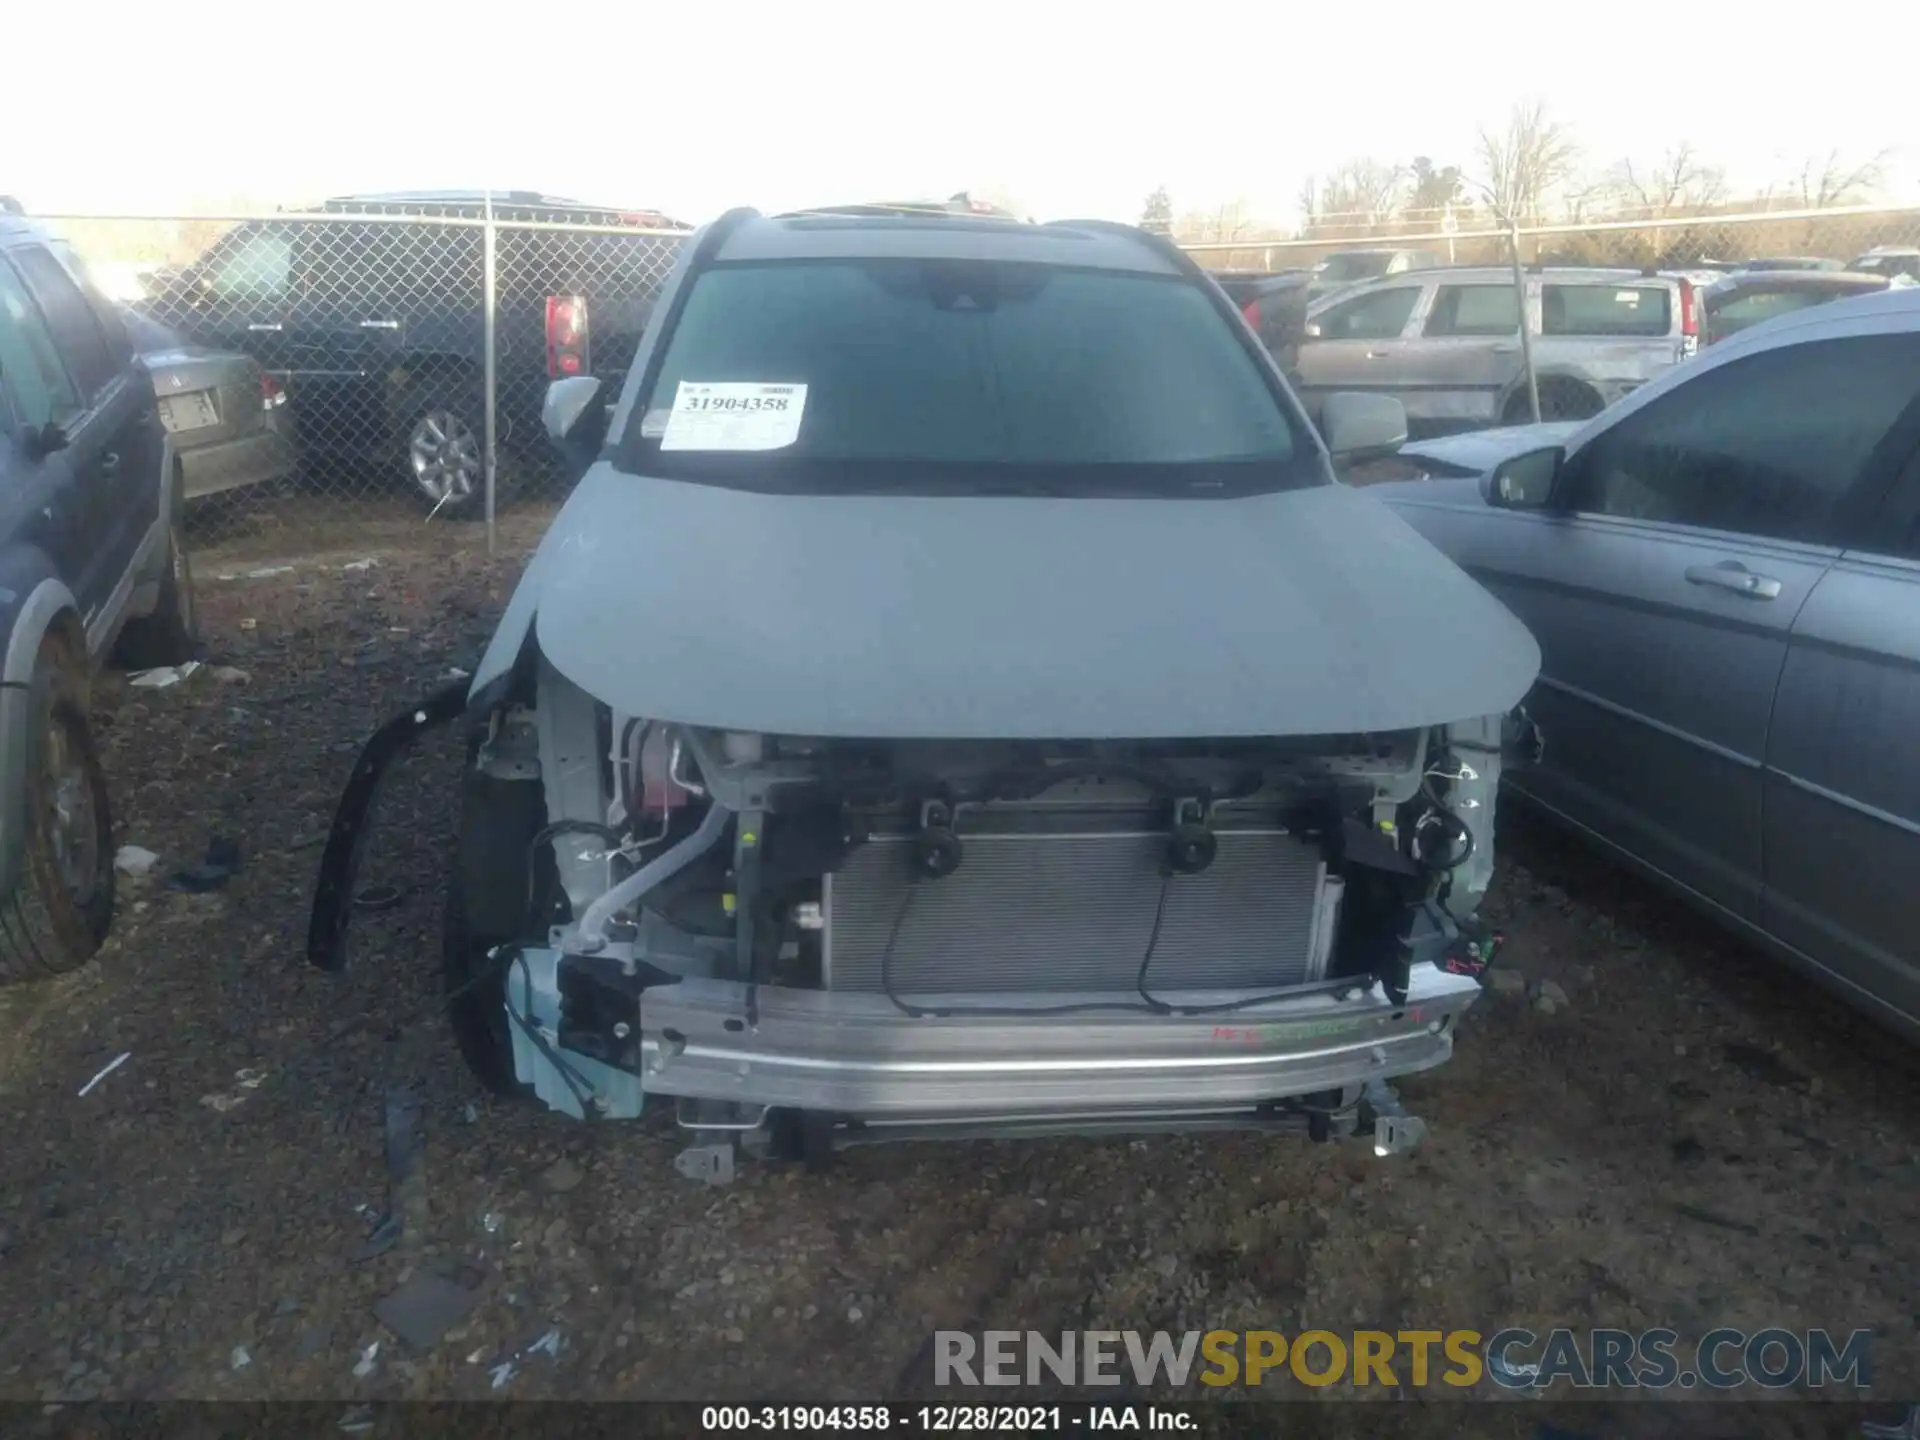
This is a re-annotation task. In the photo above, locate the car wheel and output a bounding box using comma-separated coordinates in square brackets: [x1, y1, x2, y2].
[113, 463, 199, 671]
[1506, 378, 1603, 424]
[443, 752, 551, 1098]
[405, 388, 485, 516]
[0, 647, 114, 983]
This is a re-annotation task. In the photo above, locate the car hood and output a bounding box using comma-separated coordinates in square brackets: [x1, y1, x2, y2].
[1394, 421, 1584, 475]
[495, 464, 1541, 740]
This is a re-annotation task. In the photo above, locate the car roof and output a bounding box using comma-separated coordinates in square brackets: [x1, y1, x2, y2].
[1557, 285, 1920, 452]
[1705, 270, 1887, 294]
[710, 213, 1183, 275]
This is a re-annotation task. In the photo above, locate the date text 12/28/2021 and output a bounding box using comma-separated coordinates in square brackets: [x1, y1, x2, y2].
[701, 1405, 1198, 1432]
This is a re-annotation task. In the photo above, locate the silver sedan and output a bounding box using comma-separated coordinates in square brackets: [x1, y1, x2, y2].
[121, 309, 294, 500]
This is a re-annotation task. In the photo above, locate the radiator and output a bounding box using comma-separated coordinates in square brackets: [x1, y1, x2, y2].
[822, 829, 1340, 995]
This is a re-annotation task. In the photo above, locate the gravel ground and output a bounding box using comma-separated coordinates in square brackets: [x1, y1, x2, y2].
[0, 506, 1916, 1415]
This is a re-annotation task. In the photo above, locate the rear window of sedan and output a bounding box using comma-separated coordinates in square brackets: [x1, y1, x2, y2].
[615, 259, 1314, 497]
[1542, 283, 1672, 338]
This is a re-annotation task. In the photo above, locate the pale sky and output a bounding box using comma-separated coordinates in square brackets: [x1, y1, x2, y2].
[11, 0, 1914, 227]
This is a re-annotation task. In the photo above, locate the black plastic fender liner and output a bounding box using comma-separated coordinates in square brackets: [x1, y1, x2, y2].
[307, 680, 471, 971]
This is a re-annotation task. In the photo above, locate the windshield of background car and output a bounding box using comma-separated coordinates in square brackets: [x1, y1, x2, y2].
[1314, 253, 1393, 283]
[615, 259, 1312, 496]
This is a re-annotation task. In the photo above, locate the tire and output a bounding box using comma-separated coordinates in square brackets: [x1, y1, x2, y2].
[443, 753, 551, 1098]
[402, 378, 486, 517]
[1504, 378, 1603, 425]
[0, 648, 114, 983]
[114, 464, 199, 671]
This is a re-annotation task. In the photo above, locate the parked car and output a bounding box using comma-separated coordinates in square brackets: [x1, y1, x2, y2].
[1207, 268, 1315, 381]
[1851, 246, 1920, 282]
[1369, 286, 1920, 1043]
[1738, 256, 1846, 273]
[117, 307, 295, 501]
[0, 211, 196, 980]
[1700, 269, 1890, 345]
[1295, 266, 1700, 432]
[311, 208, 1539, 1176]
[138, 190, 690, 515]
[1310, 248, 1440, 297]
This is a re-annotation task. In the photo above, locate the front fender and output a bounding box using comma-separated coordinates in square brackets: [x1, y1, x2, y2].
[0, 565, 84, 898]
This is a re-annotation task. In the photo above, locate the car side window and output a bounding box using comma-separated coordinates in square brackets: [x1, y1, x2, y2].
[1424, 284, 1520, 337]
[1560, 334, 1920, 546]
[0, 254, 83, 433]
[208, 224, 293, 302]
[1542, 283, 1671, 337]
[1312, 286, 1420, 342]
[11, 244, 119, 403]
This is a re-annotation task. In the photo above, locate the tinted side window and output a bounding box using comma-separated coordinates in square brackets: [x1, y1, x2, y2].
[1424, 284, 1519, 337]
[1562, 334, 1920, 545]
[1543, 283, 1672, 337]
[1707, 288, 1828, 340]
[1313, 286, 1420, 341]
[11, 245, 118, 401]
[0, 255, 82, 431]
[208, 224, 292, 301]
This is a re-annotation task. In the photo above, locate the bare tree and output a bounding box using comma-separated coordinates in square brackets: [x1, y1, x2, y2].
[1797, 149, 1889, 209]
[1139, 186, 1173, 236]
[1606, 142, 1726, 218]
[1317, 158, 1405, 229]
[1476, 100, 1580, 224]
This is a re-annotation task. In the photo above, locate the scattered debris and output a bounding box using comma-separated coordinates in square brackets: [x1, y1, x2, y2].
[460, 1103, 480, 1126]
[525, 1327, 564, 1359]
[479, 1211, 503, 1235]
[1721, 1041, 1812, 1091]
[200, 1067, 270, 1113]
[1484, 968, 1527, 998]
[351, 1342, 380, 1380]
[540, 1157, 586, 1194]
[447, 666, 471, 680]
[231, 1345, 251, 1370]
[1534, 978, 1570, 1008]
[246, 565, 296, 580]
[489, 1360, 518, 1391]
[1674, 1201, 1760, 1235]
[77, 1051, 132, 1097]
[168, 836, 242, 893]
[239, 617, 258, 631]
[351, 884, 404, 912]
[113, 845, 159, 878]
[129, 661, 202, 690]
[353, 1086, 426, 1263]
[375, 1267, 486, 1351]
[342, 559, 378, 573]
[337, 1407, 375, 1433]
[211, 666, 252, 685]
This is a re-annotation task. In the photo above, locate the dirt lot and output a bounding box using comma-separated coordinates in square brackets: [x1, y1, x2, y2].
[0, 505, 1916, 1418]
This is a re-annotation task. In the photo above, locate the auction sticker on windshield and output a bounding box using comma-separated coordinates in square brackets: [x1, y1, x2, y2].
[660, 382, 807, 451]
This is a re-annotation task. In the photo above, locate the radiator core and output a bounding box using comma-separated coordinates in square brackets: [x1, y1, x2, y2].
[822, 829, 1339, 995]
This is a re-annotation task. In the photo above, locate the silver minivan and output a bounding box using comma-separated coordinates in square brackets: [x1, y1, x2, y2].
[1294, 266, 1700, 431]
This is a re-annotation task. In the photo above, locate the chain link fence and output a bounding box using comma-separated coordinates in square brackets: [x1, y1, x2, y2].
[29, 201, 1920, 559]
[38, 200, 685, 556]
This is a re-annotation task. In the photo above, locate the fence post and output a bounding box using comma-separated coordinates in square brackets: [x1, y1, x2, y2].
[482, 194, 499, 556]
[1507, 215, 1541, 424]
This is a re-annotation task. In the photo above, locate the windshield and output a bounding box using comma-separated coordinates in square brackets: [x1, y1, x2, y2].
[615, 259, 1311, 496]
[1314, 253, 1394, 284]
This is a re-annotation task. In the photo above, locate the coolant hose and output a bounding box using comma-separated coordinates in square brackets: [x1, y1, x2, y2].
[575, 799, 734, 945]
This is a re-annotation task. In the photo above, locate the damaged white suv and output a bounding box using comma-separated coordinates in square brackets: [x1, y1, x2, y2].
[309, 208, 1540, 1179]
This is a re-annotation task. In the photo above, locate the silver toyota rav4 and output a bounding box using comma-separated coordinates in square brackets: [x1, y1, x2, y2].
[310, 208, 1540, 1179]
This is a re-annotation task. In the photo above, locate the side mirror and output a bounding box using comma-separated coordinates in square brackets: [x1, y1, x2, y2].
[542, 375, 604, 447]
[1321, 392, 1408, 461]
[1482, 446, 1564, 509]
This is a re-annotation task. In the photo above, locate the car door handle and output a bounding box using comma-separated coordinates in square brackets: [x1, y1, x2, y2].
[1491, 342, 1520, 353]
[1685, 563, 1781, 599]
[247, 322, 283, 332]
[1365, 350, 1391, 360]
[100, 451, 121, 474]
